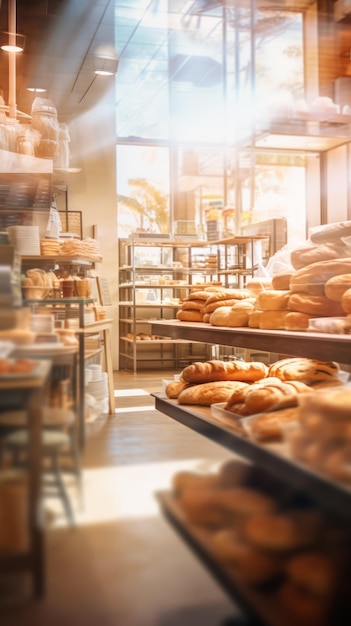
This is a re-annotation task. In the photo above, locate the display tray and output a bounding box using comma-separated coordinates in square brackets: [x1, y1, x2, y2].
[156, 491, 310, 626]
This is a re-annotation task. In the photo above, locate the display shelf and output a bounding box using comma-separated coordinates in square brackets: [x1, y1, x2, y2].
[150, 320, 351, 363]
[21, 255, 101, 266]
[153, 394, 351, 522]
[156, 491, 301, 626]
[252, 117, 351, 153]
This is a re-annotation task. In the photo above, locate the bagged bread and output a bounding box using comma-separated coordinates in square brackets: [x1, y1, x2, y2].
[181, 359, 268, 383]
[271, 273, 293, 290]
[290, 242, 345, 270]
[290, 258, 351, 296]
[310, 220, 351, 244]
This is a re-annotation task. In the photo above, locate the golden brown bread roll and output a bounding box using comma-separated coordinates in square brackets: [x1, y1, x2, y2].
[298, 386, 351, 420]
[341, 287, 351, 313]
[247, 406, 301, 441]
[290, 258, 351, 295]
[271, 273, 293, 290]
[285, 551, 338, 596]
[225, 380, 309, 416]
[324, 274, 351, 302]
[215, 487, 277, 517]
[180, 299, 205, 311]
[245, 277, 272, 295]
[279, 581, 330, 623]
[243, 513, 314, 551]
[176, 309, 203, 322]
[283, 311, 313, 331]
[181, 359, 268, 383]
[179, 489, 228, 528]
[172, 471, 221, 496]
[205, 289, 250, 304]
[177, 380, 249, 406]
[256, 289, 291, 311]
[258, 310, 287, 330]
[210, 306, 250, 327]
[248, 310, 261, 328]
[204, 298, 244, 314]
[288, 292, 344, 317]
[268, 357, 339, 382]
[165, 380, 189, 399]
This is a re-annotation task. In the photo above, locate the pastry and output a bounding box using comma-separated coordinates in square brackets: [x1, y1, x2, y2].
[181, 360, 268, 383]
[165, 380, 189, 399]
[243, 513, 314, 551]
[247, 406, 301, 441]
[268, 357, 339, 382]
[177, 380, 249, 406]
[285, 551, 338, 596]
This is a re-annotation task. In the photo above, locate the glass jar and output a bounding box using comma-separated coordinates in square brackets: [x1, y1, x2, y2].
[31, 97, 59, 159]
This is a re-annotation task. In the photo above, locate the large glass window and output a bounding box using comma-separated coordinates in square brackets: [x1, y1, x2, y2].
[115, 3, 306, 243]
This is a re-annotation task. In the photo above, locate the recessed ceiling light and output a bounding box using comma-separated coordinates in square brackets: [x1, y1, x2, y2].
[94, 56, 119, 76]
[0, 31, 25, 53]
[27, 87, 47, 93]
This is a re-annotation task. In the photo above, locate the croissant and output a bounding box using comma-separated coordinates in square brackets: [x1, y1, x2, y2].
[181, 360, 268, 384]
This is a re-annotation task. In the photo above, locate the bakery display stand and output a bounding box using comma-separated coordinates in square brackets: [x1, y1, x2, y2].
[151, 319, 351, 625]
[118, 236, 267, 372]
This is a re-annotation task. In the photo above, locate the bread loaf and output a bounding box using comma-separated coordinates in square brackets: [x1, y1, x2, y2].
[341, 287, 351, 314]
[205, 289, 250, 304]
[204, 298, 244, 314]
[247, 406, 301, 441]
[177, 380, 249, 406]
[176, 309, 203, 322]
[324, 274, 351, 302]
[283, 311, 313, 331]
[288, 293, 344, 317]
[258, 310, 287, 329]
[290, 242, 344, 270]
[268, 357, 339, 382]
[256, 289, 290, 311]
[310, 220, 351, 244]
[210, 307, 251, 327]
[290, 258, 351, 295]
[181, 359, 268, 383]
[245, 277, 273, 295]
[180, 299, 205, 311]
[225, 380, 310, 416]
[248, 310, 261, 328]
[165, 380, 189, 399]
[271, 273, 293, 290]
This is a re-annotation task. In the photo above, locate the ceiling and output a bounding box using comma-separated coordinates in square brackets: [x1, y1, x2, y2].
[0, 0, 313, 125]
[0, 0, 116, 121]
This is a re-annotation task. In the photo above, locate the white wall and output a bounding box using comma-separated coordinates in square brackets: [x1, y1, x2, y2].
[64, 84, 119, 369]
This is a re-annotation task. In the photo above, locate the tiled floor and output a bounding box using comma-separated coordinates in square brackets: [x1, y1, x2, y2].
[1, 370, 243, 626]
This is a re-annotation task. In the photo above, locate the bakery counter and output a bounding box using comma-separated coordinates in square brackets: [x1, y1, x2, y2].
[153, 394, 351, 522]
[150, 320, 351, 364]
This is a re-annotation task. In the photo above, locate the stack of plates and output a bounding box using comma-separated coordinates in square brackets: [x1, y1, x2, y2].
[86, 371, 108, 414]
[7, 225, 40, 255]
[30, 314, 55, 334]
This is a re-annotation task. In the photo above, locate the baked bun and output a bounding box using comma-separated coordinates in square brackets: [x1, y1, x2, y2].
[271, 273, 293, 290]
[210, 306, 251, 327]
[245, 277, 272, 295]
[285, 551, 338, 596]
[290, 258, 351, 295]
[181, 359, 268, 383]
[341, 287, 351, 313]
[288, 293, 344, 317]
[216, 487, 277, 518]
[279, 581, 330, 623]
[247, 406, 301, 441]
[268, 357, 339, 383]
[165, 380, 189, 399]
[177, 380, 249, 406]
[298, 386, 351, 420]
[324, 274, 351, 302]
[248, 310, 261, 328]
[176, 309, 203, 322]
[172, 471, 221, 496]
[179, 489, 227, 528]
[256, 289, 290, 311]
[258, 310, 287, 329]
[283, 311, 313, 331]
[243, 513, 313, 551]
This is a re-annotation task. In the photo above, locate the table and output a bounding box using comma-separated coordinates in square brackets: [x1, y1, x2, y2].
[0, 359, 51, 598]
